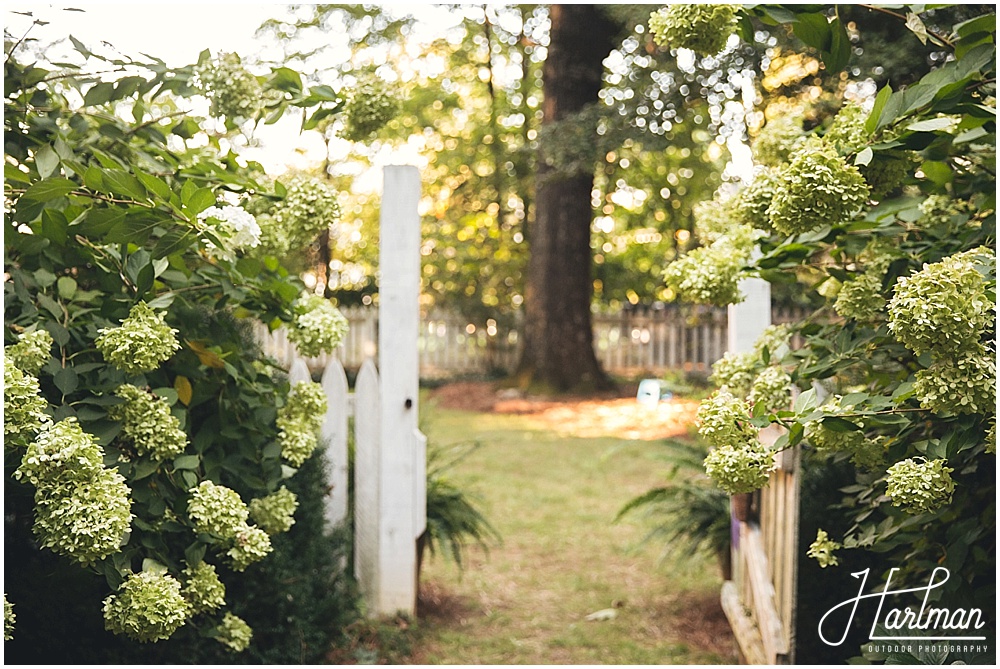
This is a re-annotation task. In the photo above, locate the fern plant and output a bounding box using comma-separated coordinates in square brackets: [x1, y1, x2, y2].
[419, 442, 501, 573]
[616, 440, 731, 572]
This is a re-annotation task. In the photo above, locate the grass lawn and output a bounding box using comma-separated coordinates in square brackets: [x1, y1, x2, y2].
[406, 400, 737, 665]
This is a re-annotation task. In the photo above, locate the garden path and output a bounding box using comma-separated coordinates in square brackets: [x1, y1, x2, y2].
[405, 381, 737, 664]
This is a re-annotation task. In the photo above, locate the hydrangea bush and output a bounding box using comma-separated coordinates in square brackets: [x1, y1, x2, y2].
[4, 37, 366, 653]
[651, 5, 996, 602]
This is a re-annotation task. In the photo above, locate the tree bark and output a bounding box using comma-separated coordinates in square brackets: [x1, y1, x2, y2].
[516, 4, 618, 393]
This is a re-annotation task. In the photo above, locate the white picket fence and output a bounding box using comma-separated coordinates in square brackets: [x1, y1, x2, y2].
[256, 304, 808, 378]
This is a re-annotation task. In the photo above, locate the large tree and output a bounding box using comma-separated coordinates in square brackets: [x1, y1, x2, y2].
[515, 4, 622, 392]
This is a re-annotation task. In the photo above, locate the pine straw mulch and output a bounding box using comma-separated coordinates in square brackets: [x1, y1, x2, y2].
[427, 380, 701, 441]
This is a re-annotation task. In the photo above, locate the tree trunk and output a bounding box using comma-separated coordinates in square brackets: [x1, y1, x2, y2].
[516, 4, 618, 393]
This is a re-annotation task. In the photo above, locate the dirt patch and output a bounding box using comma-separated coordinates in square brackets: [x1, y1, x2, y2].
[429, 381, 700, 441]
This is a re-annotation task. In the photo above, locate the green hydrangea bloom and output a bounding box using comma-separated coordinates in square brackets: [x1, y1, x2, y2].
[277, 381, 327, 466]
[194, 52, 262, 121]
[341, 74, 401, 142]
[916, 195, 975, 228]
[806, 529, 841, 568]
[103, 571, 190, 643]
[913, 348, 995, 416]
[15, 417, 105, 487]
[187, 481, 249, 540]
[248, 486, 298, 535]
[885, 457, 955, 515]
[111, 384, 188, 460]
[986, 420, 996, 455]
[735, 167, 780, 231]
[648, 4, 741, 57]
[747, 366, 792, 413]
[824, 103, 869, 155]
[834, 270, 885, 322]
[95, 302, 180, 375]
[4, 594, 15, 641]
[704, 442, 776, 494]
[888, 247, 995, 357]
[753, 325, 792, 362]
[182, 562, 226, 615]
[6, 329, 53, 374]
[697, 388, 757, 448]
[256, 176, 341, 257]
[693, 195, 739, 244]
[664, 231, 753, 306]
[215, 612, 253, 653]
[227, 524, 273, 571]
[861, 152, 915, 200]
[287, 294, 350, 358]
[4, 357, 49, 439]
[710, 350, 759, 397]
[767, 139, 870, 235]
[752, 113, 805, 168]
[33, 466, 133, 565]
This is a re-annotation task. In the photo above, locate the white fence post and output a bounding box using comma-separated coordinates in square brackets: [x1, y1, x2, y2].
[353, 359, 381, 608]
[728, 277, 772, 354]
[321, 358, 350, 528]
[373, 165, 424, 616]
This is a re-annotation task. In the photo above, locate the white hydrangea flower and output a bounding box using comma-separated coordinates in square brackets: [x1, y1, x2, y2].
[227, 524, 273, 571]
[704, 442, 776, 494]
[32, 467, 133, 565]
[648, 4, 741, 57]
[6, 329, 53, 374]
[215, 612, 253, 652]
[888, 247, 994, 357]
[697, 388, 757, 448]
[4, 356, 49, 439]
[95, 302, 180, 375]
[199, 205, 262, 252]
[103, 571, 191, 643]
[182, 562, 226, 615]
[276, 381, 327, 466]
[747, 366, 792, 413]
[806, 529, 841, 568]
[4, 594, 15, 641]
[248, 486, 298, 535]
[111, 384, 189, 460]
[287, 294, 349, 358]
[15, 417, 105, 487]
[885, 457, 955, 515]
[187, 481, 250, 540]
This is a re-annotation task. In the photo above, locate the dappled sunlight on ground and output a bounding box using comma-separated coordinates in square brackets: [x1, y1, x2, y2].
[429, 381, 701, 441]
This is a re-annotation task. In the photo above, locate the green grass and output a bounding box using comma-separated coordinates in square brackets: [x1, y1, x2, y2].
[408, 404, 737, 665]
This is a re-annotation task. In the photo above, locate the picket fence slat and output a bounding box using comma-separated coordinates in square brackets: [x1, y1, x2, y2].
[321, 358, 351, 528]
[256, 305, 808, 380]
[353, 360, 381, 605]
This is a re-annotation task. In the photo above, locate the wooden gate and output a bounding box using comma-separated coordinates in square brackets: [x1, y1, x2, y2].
[719, 278, 801, 664]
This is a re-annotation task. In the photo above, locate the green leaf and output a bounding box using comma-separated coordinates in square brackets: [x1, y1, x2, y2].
[83, 81, 115, 106]
[57, 276, 77, 299]
[854, 147, 874, 166]
[152, 228, 197, 258]
[919, 160, 952, 186]
[54, 367, 79, 395]
[41, 209, 69, 245]
[135, 171, 172, 201]
[793, 13, 832, 52]
[184, 542, 207, 567]
[793, 388, 818, 413]
[821, 416, 863, 432]
[76, 207, 126, 236]
[125, 249, 152, 286]
[37, 291, 63, 319]
[35, 145, 60, 178]
[867, 84, 893, 134]
[904, 12, 929, 45]
[824, 17, 851, 72]
[184, 187, 216, 215]
[269, 67, 302, 93]
[20, 177, 77, 203]
[101, 169, 148, 200]
[906, 117, 956, 132]
[173, 454, 200, 470]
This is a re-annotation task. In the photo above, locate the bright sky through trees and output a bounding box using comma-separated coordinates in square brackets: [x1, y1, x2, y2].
[7, 2, 459, 177]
